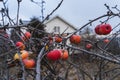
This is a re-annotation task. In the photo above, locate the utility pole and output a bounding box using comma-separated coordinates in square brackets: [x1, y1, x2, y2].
[41, 0, 45, 21]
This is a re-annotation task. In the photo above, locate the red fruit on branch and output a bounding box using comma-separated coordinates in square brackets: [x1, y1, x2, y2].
[20, 50, 29, 59]
[95, 24, 112, 35]
[16, 41, 25, 50]
[94, 25, 102, 35]
[103, 39, 110, 43]
[46, 49, 61, 61]
[86, 43, 92, 49]
[99, 24, 112, 35]
[23, 59, 35, 69]
[25, 31, 31, 39]
[70, 35, 81, 44]
[16, 41, 23, 47]
[60, 49, 69, 60]
[55, 36, 62, 43]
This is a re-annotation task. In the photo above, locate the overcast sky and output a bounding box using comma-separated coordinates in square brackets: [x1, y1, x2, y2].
[0, 0, 120, 30]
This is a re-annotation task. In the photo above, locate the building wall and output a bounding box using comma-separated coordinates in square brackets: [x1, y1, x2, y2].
[45, 18, 76, 34]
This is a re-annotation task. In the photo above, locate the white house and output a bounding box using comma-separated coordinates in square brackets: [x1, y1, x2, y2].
[44, 16, 77, 34]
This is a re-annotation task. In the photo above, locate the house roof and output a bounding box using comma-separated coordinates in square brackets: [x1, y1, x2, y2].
[44, 15, 77, 30]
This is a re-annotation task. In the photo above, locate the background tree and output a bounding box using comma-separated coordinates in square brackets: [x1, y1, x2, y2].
[29, 17, 45, 38]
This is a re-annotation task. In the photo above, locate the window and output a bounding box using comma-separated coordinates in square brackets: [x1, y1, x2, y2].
[54, 26, 60, 34]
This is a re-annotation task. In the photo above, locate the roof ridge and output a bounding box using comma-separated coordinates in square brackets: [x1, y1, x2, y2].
[44, 15, 77, 30]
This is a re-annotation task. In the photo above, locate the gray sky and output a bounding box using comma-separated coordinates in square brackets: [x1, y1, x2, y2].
[0, 0, 120, 30]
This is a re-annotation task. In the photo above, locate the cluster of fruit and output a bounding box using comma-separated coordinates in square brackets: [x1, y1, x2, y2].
[52, 34, 81, 44]
[47, 49, 69, 61]
[95, 23, 112, 44]
[14, 31, 35, 69]
[46, 23, 112, 61]
[13, 24, 112, 62]
[95, 24, 112, 35]
[46, 34, 82, 61]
